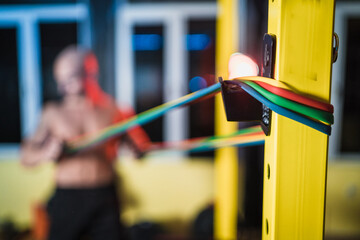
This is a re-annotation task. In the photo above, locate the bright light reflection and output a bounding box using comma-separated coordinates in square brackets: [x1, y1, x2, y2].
[228, 52, 259, 79]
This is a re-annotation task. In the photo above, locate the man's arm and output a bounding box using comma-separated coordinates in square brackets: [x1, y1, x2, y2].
[20, 106, 63, 167]
[115, 105, 152, 158]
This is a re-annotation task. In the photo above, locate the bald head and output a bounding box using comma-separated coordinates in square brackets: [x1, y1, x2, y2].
[53, 46, 90, 96]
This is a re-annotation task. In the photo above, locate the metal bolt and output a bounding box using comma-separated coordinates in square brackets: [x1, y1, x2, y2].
[264, 43, 270, 67]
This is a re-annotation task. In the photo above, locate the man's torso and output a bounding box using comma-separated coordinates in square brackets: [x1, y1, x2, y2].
[45, 99, 118, 188]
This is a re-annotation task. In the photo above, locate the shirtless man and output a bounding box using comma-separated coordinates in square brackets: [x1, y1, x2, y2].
[21, 46, 149, 240]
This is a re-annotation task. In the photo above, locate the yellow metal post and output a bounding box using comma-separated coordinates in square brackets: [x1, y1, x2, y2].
[214, 0, 239, 238]
[263, 0, 335, 239]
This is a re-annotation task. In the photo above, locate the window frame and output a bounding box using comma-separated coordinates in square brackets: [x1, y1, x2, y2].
[0, 3, 90, 159]
[115, 3, 217, 158]
[329, 2, 360, 160]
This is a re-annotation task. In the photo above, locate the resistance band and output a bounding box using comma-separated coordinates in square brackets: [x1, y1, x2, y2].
[255, 81, 333, 113]
[243, 80, 333, 124]
[65, 76, 334, 155]
[235, 76, 333, 113]
[151, 125, 264, 152]
[234, 76, 291, 89]
[67, 82, 221, 153]
[191, 132, 264, 152]
[237, 81, 332, 135]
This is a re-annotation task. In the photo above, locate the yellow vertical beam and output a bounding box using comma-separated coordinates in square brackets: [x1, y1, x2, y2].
[214, 0, 239, 238]
[263, 0, 335, 239]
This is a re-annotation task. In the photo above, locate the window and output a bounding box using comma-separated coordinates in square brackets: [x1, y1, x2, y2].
[187, 19, 216, 157]
[340, 18, 360, 153]
[0, 4, 90, 158]
[115, 3, 217, 158]
[329, 3, 360, 159]
[40, 23, 78, 104]
[134, 25, 164, 142]
[0, 28, 21, 143]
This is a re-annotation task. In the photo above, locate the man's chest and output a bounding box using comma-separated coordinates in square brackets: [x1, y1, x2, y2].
[50, 107, 113, 140]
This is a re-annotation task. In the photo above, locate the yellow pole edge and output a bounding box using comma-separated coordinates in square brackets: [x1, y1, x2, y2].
[214, 0, 240, 238]
[263, 0, 335, 240]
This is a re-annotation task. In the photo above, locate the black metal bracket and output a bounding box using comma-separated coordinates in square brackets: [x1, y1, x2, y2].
[219, 33, 276, 136]
[259, 33, 276, 135]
